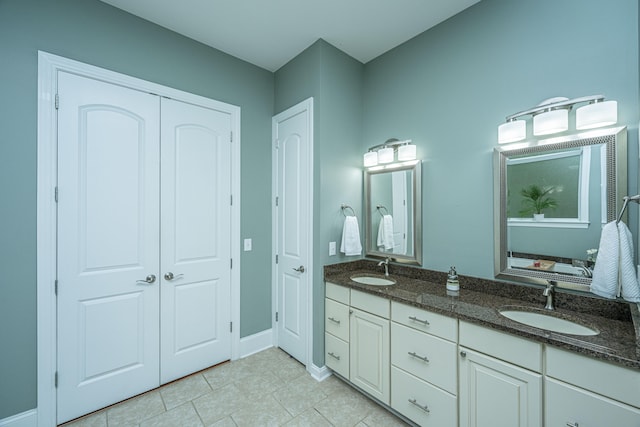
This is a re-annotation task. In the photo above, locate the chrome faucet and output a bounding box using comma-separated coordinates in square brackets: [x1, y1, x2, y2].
[543, 282, 555, 310]
[577, 265, 593, 278]
[378, 257, 391, 276]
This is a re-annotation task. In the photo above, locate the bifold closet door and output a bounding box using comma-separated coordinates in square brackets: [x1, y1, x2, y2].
[57, 72, 161, 424]
[159, 98, 232, 384]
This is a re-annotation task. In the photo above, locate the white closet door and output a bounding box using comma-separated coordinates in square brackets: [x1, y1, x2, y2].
[160, 98, 232, 383]
[56, 72, 161, 424]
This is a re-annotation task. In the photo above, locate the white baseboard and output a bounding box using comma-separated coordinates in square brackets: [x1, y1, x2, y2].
[239, 328, 274, 359]
[308, 363, 332, 382]
[0, 410, 37, 427]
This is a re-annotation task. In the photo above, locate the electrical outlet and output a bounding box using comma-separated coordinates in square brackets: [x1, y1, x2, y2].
[244, 238, 252, 251]
[329, 241, 336, 256]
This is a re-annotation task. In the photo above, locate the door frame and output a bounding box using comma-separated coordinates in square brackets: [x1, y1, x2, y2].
[36, 51, 241, 426]
[271, 98, 314, 369]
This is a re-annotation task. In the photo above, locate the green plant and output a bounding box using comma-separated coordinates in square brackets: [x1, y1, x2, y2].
[519, 184, 558, 216]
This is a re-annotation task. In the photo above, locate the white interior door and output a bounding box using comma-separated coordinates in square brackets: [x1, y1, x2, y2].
[160, 98, 232, 383]
[56, 72, 161, 424]
[391, 171, 408, 254]
[273, 99, 313, 365]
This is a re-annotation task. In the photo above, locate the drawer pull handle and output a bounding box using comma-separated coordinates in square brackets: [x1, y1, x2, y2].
[408, 315, 429, 326]
[328, 352, 341, 361]
[408, 351, 429, 363]
[566, 423, 579, 427]
[408, 398, 430, 413]
[328, 317, 341, 325]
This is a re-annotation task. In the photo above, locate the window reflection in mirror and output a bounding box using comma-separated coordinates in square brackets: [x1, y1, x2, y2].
[494, 126, 627, 291]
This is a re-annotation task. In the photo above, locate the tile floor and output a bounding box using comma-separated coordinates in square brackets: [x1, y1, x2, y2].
[61, 347, 410, 427]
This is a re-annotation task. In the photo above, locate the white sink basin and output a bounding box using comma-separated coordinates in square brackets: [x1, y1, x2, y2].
[350, 275, 396, 286]
[499, 309, 599, 336]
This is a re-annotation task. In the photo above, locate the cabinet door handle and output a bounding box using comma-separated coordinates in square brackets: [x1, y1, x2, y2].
[328, 317, 341, 325]
[408, 315, 429, 326]
[566, 423, 579, 427]
[460, 351, 467, 358]
[328, 352, 340, 361]
[408, 398, 430, 413]
[408, 351, 429, 363]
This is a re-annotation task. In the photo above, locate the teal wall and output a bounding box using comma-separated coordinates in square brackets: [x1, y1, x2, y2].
[363, 0, 639, 278]
[275, 40, 364, 366]
[0, 0, 273, 419]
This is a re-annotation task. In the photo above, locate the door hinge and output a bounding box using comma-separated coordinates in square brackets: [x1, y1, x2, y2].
[54, 187, 58, 203]
[275, 196, 279, 207]
[54, 371, 58, 388]
[230, 322, 233, 333]
[275, 254, 279, 264]
[274, 139, 279, 149]
[230, 194, 233, 206]
[230, 258, 233, 269]
[230, 131, 233, 143]
[54, 279, 58, 296]
[55, 93, 59, 110]
[275, 312, 279, 322]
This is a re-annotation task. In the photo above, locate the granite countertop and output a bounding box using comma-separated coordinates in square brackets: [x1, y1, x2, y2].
[324, 260, 640, 371]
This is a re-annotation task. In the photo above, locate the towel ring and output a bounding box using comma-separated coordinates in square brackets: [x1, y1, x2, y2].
[341, 204, 356, 217]
[616, 195, 640, 224]
[376, 205, 389, 217]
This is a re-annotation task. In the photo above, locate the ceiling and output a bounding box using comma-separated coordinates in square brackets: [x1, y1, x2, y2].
[100, 0, 480, 72]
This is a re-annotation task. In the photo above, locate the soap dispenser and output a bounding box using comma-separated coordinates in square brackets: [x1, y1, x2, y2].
[446, 266, 459, 292]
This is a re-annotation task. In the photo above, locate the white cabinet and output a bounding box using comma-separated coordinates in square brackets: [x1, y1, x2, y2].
[391, 301, 458, 426]
[325, 282, 640, 427]
[325, 282, 350, 378]
[324, 283, 390, 405]
[545, 378, 640, 427]
[459, 321, 542, 427]
[545, 346, 640, 426]
[350, 306, 390, 403]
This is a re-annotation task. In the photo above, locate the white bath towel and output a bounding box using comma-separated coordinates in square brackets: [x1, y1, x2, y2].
[340, 216, 362, 256]
[591, 222, 619, 299]
[618, 222, 640, 302]
[591, 221, 640, 302]
[376, 215, 395, 251]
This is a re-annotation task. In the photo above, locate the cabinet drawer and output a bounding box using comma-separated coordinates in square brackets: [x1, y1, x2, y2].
[325, 298, 349, 342]
[391, 323, 457, 394]
[545, 377, 640, 426]
[391, 366, 457, 427]
[325, 333, 349, 378]
[392, 301, 457, 341]
[546, 346, 640, 408]
[459, 321, 542, 372]
[326, 282, 349, 304]
[351, 289, 389, 318]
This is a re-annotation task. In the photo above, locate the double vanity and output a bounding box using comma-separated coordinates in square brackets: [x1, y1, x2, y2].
[324, 260, 640, 426]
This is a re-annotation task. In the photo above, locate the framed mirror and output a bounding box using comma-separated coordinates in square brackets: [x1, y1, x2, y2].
[364, 161, 422, 264]
[494, 126, 627, 291]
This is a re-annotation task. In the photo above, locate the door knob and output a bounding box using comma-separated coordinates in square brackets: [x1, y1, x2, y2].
[136, 274, 156, 284]
[164, 272, 184, 281]
[293, 266, 305, 273]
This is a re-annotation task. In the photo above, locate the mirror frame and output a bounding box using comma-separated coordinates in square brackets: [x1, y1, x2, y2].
[494, 126, 627, 291]
[364, 161, 422, 265]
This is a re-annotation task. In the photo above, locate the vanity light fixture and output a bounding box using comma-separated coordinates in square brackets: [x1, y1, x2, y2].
[363, 138, 416, 167]
[498, 95, 617, 144]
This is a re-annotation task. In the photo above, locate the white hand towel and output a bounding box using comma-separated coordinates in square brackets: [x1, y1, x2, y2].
[591, 222, 620, 299]
[340, 216, 362, 256]
[618, 222, 640, 302]
[591, 221, 640, 302]
[376, 215, 395, 250]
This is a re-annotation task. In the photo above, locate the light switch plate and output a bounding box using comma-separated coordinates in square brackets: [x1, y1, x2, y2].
[244, 238, 252, 251]
[329, 241, 336, 256]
